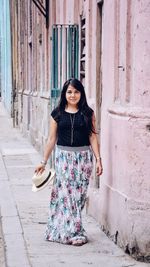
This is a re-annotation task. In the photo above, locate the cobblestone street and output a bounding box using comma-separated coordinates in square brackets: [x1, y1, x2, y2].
[0, 102, 150, 267]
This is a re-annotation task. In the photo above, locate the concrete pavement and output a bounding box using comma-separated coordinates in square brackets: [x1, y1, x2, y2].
[0, 102, 149, 267]
[0, 213, 5, 267]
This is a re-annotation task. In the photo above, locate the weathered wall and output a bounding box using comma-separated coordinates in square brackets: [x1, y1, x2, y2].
[15, 1, 52, 153]
[88, 0, 150, 261]
[11, 0, 81, 155]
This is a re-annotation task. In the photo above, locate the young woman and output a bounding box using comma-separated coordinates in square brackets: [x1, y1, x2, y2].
[35, 78, 103, 246]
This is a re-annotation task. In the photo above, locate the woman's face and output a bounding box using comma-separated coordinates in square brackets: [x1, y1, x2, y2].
[65, 85, 81, 107]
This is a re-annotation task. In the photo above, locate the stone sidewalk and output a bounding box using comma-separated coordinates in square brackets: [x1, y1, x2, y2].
[0, 215, 5, 267]
[0, 102, 149, 267]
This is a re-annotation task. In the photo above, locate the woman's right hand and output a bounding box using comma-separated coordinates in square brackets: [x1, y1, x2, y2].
[35, 164, 45, 174]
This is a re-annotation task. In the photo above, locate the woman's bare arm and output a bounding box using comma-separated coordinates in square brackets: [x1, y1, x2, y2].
[89, 113, 103, 176]
[43, 116, 58, 163]
[35, 116, 57, 173]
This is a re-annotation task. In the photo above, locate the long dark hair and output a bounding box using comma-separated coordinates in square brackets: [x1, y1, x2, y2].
[55, 78, 95, 135]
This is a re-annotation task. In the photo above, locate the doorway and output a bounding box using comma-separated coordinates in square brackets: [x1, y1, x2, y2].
[95, 1, 103, 188]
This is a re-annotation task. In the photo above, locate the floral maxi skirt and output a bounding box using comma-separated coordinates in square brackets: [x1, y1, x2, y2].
[45, 145, 93, 244]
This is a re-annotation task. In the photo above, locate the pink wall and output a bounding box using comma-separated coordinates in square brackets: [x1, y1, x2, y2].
[88, 0, 150, 260]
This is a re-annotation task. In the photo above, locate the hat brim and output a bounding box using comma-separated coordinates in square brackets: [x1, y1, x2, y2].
[32, 169, 55, 192]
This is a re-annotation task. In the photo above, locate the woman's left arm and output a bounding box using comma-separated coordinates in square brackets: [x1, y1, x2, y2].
[89, 113, 103, 176]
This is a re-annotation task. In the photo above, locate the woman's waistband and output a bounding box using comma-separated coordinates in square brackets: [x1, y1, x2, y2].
[57, 145, 90, 152]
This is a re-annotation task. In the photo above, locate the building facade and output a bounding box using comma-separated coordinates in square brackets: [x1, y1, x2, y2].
[0, 0, 12, 113]
[1, 0, 150, 261]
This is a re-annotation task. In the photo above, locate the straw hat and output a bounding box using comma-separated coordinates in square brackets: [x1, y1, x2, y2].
[32, 168, 55, 192]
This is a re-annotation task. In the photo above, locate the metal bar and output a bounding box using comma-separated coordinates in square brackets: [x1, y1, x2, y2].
[46, 0, 49, 28]
[53, 24, 78, 26]
[69, 26, 72, 77]
[65, 27, 67, 80]
[52, 26, 55, 90]
[55, 27, 58, 91]
[54, 27, 57, 104]
[32, 0, 46, 17]
[50, 30, 53, 98]
[34, 0, 46, 12]
[60, 26, 62, 90]
[71, 27, 73, 77]
[68, 26, 71, 78]
[71, 27, 74, 77]
[72, 27, 75, 77]
[75, 26, 79, 78]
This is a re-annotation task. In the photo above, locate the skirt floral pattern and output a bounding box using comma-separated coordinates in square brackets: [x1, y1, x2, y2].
[45, 146, 93, 244]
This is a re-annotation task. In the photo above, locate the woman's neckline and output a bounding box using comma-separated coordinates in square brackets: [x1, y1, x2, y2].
[64, 109, 79, 114]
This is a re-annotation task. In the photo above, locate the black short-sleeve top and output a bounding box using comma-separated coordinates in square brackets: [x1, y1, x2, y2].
[51, 108, 91, 147]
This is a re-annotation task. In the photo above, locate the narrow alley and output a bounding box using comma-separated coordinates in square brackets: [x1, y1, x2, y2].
[0, 102, 149, 267]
